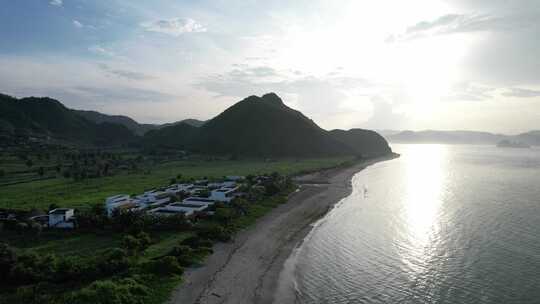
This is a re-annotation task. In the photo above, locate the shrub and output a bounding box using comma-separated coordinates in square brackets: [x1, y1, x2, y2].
[69, 278, 149, 304]
[96, 248, 131, 277]
[168, 245, 197, 267]
[180, 236, 213, 249]
[196, 224, 231, 242]
[122, 232, 151, 256]
[144, 256, 184, 276]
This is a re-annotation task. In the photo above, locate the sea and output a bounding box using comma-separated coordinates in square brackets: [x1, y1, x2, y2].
[278, 144, 540, 304]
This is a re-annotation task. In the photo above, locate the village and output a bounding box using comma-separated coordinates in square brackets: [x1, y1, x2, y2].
[0, 174, 282, 230]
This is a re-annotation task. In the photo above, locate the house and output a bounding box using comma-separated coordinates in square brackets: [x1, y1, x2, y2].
[149, 202, 208, 217]
[226, 175, 244, 181]
[105, 194, 135, 216]
[209, 186, 239, 203]
[135, 190, 171, 208]
[165, 183, 194, 195]
[48, 208, 75, 229]
[182, 197, 216, 206]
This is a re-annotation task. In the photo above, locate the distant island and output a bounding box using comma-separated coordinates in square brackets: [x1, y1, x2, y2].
[382, 130, 540, 146]
[496, 140, 531, 148]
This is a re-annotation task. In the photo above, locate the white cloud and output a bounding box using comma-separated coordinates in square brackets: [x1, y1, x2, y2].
[72, 20, 83, 28]
[140, 18, 206, 37]
[88, 45, 115, 57]
[49, 0, 63, 7]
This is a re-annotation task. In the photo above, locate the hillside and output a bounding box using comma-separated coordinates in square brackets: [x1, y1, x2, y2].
[329, 129, 392, 157]
[73, 109, 157, 135]
[75, 110, 205, 135]
[0, 94, 136, 146]
[144, 93, 392, 157]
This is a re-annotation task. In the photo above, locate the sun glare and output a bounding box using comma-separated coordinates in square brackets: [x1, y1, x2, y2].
[400, 144, 446, 273]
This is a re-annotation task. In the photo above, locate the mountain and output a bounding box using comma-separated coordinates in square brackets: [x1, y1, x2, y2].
[75, 110, 205, 135]
[144, 93, 392, 157]
[329, 129, 392, 157]
[73, 110, 157, 135]
[160, 119, 206, 128]
[142, 122, 200, 150]
[0, 94, 136, 146]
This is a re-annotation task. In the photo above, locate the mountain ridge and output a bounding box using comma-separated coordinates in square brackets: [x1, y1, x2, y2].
[143, 93, 392, 157]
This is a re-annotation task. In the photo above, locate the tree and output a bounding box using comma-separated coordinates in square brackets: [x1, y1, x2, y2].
[29, 221, 43, 237]
[0, 169, 4, 178]
[37, 166, 45, 177]
[25, 159, 33, 168]
[0, 243, 17, 283]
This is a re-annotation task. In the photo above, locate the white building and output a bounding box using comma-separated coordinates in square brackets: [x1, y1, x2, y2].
[165, 183, 194, 195]
[135, 190, 171, 208]
[48, 208, 75, 229]
[105, 194, 135, 216]
[182, 197, 216, 206]
[209, 186, 239, 203]
[149, 202, 208, 217]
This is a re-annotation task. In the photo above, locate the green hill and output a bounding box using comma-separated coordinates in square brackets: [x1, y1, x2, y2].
[0, 94, 136, 146]
[144, 93, 392, 157]
[329, 129, 392, 157]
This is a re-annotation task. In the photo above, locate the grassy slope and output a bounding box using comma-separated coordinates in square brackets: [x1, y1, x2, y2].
[0, 157, 353, 210]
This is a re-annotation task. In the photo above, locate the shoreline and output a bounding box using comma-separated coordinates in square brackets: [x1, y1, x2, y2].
[168, 154, 399, 304]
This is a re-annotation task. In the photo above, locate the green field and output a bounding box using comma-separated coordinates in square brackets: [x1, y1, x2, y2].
[0, 157, 353, 210]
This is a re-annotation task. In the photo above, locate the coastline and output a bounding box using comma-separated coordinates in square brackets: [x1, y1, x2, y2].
[168, 154, 399, 304]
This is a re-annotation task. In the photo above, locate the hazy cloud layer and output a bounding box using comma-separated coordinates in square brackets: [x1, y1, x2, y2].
[388, 13, 536, 42]
[99, 64, 155, 81]
[444, 82, 496, 102]
[502, 88, 540, 98]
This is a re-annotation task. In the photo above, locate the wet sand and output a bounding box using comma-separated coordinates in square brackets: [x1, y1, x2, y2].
[169, 155, 398, 304]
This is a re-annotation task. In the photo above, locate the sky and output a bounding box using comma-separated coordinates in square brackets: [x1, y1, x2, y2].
[1, 0, 539, 134]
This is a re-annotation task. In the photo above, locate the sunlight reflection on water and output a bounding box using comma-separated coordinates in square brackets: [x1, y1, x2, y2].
[291, 144, 540, 304]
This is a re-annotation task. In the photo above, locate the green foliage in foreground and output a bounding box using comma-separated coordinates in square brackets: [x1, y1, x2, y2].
[0, 157, 352, 210]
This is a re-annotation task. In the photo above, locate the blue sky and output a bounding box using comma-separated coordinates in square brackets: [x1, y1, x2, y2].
[1, 0, 539, 133]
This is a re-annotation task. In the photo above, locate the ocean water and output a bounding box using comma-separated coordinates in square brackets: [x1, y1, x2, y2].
[285, 144, 540, 304]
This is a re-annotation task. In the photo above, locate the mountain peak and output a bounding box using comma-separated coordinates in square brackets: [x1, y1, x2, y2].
[261, 92, 284, 106]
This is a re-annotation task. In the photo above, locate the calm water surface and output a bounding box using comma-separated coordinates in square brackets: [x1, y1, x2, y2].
[288, 144, 540, 304]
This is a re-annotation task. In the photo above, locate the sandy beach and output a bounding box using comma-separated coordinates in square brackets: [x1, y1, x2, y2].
[168, 155, 397, 304]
